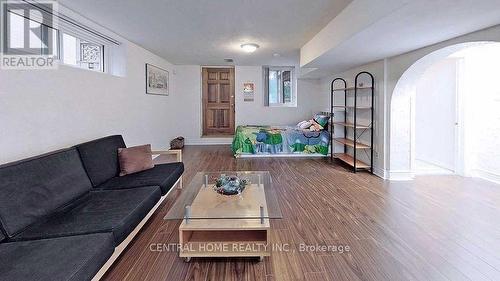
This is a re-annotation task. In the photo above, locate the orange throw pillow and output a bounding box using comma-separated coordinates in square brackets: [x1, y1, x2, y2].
[118, 144, 154, 176]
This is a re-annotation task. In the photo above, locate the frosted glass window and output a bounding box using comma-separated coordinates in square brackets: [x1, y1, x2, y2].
[4, 6, 110, 73]
[7, 10, 57, 55]
[8, 11, 24, 48]
[62, 33, 78, 65]
[29, 10, 43, 49]
[61, 33, 103, 72]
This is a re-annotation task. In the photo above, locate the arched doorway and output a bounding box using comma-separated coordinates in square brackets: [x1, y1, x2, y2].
[389, 41, 500, 180]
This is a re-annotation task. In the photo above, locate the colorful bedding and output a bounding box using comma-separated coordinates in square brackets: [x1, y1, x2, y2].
[232, 125, 330, 157]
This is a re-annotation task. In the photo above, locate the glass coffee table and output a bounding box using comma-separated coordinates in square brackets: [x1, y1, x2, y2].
[165, 171, 282, 261]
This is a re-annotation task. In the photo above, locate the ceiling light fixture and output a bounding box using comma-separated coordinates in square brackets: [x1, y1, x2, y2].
[240, 43, 259, 53]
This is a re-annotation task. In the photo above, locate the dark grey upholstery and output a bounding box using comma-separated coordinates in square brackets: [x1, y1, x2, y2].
[0, 135, 184, 280]
[0, 148, 91, 238]
[12, 186, 161, 245]
[76, 135, 126, 186]
[98, 162, 184, 195]
[0, 233, 114, 281]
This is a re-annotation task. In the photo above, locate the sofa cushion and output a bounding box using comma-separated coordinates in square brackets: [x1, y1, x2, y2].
[0, 230, 5, 242]
[12, 186, 161, 245]
[118, 144, 154, 176]
[98, 162, 184, 195]
[0, 233, 114, 281]
[76, 135, 126, 187]
[0, 148, 92, 238]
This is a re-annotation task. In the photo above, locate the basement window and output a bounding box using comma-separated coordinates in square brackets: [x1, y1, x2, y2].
[2, 2, 120, 73]
[4, 9, 58, 56]
[61, 33, 104, 72]
[264, 66, 296, 107]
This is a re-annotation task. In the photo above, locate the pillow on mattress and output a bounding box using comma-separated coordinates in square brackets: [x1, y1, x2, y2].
[313, 113, 330, 128]
[297, 120, 312, 129]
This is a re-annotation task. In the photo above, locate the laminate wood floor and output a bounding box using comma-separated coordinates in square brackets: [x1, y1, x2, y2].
[103, 145, 500, 281]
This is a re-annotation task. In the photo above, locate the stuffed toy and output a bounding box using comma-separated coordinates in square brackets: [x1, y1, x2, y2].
[313, 114, 330, 128]
[297, 120, 324, 131]
[298, 113, 330, 132]
[309, 119, 324, 132]
[297, 120, 312, 129]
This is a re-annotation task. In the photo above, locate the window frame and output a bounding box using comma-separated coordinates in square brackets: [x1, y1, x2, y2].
[264, 66, 297, 107]
[59, 31, 106, 73]
[2, 3, 114, 74]
[4, 9, 58, 56]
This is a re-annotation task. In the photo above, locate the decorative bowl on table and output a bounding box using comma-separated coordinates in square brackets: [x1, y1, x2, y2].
[213, 175, 248, 195]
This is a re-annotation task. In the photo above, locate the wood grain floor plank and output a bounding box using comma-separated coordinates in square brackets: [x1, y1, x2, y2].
[101, 145, 500, 281]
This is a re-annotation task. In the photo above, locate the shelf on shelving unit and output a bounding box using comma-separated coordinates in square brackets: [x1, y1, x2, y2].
[332, 106, 372, 109]
[330, 72, 374, 173]
[333, 138, 371, 149]
[334, 153, 370, 168]
[332, 122, 371, 129]
[332, 86, 372, 91]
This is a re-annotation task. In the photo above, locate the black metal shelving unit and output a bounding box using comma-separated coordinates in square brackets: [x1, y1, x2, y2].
[330, 71, 374, 173]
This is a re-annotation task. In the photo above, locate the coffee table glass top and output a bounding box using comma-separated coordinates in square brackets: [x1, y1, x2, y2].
[164, 171, 282, 220]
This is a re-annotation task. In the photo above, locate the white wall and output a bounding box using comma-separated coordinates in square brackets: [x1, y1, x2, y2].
[235, 66, 320, 126]
[415, 58, 457, 171]
[1, 53, 325, 162]
[0, 42, 176, 164]
[319, 24, 500, 180]
[458, 44, 500, 182]
[387, 25, 500, 179]
[172, 65, 323, 145]
[168, 65, 204, 144]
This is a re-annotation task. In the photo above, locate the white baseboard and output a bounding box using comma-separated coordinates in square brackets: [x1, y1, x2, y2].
[373, 167, 388, 179]
[471, 169, 500, 185]
[185, 138, 232, 145]
[414, 169, 454, 176]
[388, 170, 415, 181]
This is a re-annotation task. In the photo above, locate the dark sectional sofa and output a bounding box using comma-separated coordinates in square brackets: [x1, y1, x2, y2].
[0, 135, 184, 281]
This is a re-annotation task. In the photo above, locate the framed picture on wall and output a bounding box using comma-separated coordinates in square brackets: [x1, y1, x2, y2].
[146, 63, 169, 96]
[243, 82, 255, 102]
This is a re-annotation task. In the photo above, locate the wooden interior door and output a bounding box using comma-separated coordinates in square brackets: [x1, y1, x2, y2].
[202, 68, 235, 136]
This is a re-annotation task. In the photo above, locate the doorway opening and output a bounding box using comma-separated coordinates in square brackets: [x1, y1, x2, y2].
[390, 42, 500, 183]
[413, 57, 458, 175]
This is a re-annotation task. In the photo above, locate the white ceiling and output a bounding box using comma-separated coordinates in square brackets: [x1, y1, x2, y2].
[301, 0, 500, 77]
[58, 0, 500, 75]
[59, 0, 353, 66]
